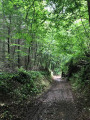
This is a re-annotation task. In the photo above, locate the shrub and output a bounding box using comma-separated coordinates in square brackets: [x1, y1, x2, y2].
[0, 69, 51, 100]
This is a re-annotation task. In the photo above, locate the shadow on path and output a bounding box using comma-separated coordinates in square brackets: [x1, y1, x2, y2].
[24, 76, 78, 120]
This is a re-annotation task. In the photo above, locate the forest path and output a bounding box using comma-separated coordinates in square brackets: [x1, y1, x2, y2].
[24, 76, 78, 120]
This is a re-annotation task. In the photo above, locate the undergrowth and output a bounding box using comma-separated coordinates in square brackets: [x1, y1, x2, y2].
[0, 68, 52, 101]
[0, 68, 52, 119]
[62, 51, 90, 119]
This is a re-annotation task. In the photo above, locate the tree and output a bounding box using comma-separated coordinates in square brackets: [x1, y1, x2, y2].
[87, 0, 90, 24]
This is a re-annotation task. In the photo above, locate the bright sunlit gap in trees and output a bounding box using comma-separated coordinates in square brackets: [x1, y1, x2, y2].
[43, 0, 56, 12]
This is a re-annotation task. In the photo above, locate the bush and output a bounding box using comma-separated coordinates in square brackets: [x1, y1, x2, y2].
[0, 73, 15, 94]
[0, 69, 51, 101]
[65, 52, 90, 115]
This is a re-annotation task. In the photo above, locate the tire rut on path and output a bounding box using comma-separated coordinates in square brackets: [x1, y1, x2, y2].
[24, 77, 78, 120]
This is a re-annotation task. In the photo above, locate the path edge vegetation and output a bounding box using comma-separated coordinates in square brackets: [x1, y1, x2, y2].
[0, 0, 90, 119]
[0, 68, 53, 119]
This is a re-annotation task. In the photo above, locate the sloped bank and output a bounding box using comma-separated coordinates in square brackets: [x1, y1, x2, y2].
[62, 51, 90, 120]
[0, 68, 52, 120]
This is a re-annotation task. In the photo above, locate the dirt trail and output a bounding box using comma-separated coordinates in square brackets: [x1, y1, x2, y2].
[24, 76, 78, 120]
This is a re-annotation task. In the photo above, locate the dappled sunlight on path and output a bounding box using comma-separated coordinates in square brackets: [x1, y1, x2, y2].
[24, 77, 78, 120]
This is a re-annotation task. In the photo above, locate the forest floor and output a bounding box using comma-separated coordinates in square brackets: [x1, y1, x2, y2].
[23, 76, 78, 120]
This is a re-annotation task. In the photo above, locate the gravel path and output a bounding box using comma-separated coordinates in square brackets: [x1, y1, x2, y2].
[24, 77, 78, 120]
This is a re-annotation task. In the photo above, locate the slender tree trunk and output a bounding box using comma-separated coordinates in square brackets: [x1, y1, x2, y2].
[87, 0, 90, 48]
[18, 39, 20, 68]
[7, 15, 11, 54]
[7, 27, 10, 54]
[34, 41, 37, 68]
[7, 15, 11, 67]
[2, 17, 5, 62]
[87, 0, 90, 25]
[2, 40, 5, 62]
[26, 46, 31, 70]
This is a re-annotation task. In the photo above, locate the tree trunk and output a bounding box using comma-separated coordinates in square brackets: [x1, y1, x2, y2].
[18, 39, 20, 68]
[7, 27, 10, 54]
[26, 46, 31, 70]
[87, 0, 90, 25]
[7, 15, 11, 68]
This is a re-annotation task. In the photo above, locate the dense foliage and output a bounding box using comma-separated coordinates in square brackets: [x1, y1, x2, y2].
[0, 69, 51, 101]
[0, 0, 90, 119]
